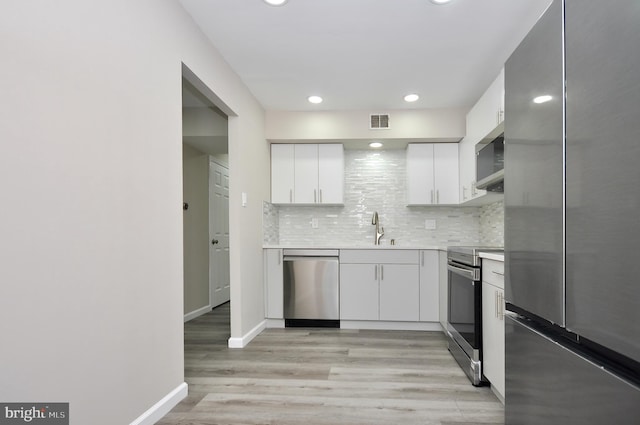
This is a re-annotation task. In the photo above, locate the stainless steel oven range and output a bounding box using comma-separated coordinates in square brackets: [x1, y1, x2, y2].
[446, 246, 502, 386]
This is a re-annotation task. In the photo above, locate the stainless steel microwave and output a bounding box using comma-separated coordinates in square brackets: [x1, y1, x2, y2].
[475, 122, 504, 192]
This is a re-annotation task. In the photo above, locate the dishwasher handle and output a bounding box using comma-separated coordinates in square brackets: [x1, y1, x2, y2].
[284, 256, 338, 261]
[282, 249, 339, 257]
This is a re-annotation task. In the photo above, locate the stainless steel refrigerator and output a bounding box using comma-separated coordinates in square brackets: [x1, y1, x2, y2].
[504, 1, 640, 423]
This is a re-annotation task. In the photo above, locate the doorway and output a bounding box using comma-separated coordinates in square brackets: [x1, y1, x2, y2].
[181, 71, 230, 321]
[209, 160, 230, 307]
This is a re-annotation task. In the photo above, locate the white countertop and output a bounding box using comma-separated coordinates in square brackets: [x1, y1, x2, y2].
[479, 251, 504, 262]
[263, 244, 446, 251]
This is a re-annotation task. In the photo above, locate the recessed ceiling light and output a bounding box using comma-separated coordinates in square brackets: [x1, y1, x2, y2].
[430, 0, 452, 4]
[264, 0, 288, 6]
[404, 94, 420, 102]
[533, 95, 553, 104]
[369, 141, 383, 148]
[308, 95, 323, 104]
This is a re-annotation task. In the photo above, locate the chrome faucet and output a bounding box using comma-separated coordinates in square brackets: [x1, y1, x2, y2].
[372, 211, 384, 245]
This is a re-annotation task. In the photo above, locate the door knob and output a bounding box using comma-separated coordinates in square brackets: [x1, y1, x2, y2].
[211, 239, 219, 245]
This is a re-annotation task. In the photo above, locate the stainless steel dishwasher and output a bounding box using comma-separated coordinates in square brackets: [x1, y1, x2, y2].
[283, 249, 339, 327]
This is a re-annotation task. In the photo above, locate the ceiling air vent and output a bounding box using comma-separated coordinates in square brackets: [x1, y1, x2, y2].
[370, 114, 390, 129]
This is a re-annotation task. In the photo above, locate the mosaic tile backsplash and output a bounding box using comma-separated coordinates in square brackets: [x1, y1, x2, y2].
[264, 149, 504, 248]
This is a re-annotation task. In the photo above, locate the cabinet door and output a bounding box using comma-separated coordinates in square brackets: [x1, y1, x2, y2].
[318, 144, 344, 204]
[294, 144, 319, 204]
[379, 264, 419, 321]
[475, 69, 505, 139]
[483, 281, 505, 399]
[340, 264, 379, 320]
[264, 249, 283, 319]
[433, 143, 459, 205]
[271, 144, 295, 204]
[406, 144, 435, 205]
[419, 251, 439, 322]
[458, 135, 475, 203]
[438, 251, 448, 328]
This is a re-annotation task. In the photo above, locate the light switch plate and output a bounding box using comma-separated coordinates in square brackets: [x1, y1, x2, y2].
[311, 218, 319, 229]
[424, 219, 436, 230]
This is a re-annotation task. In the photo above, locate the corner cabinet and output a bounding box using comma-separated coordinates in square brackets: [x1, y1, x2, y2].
[481, 257, 505, 402]
[264, 249, 283, 319]
[270, 143, 344, 205]
[419, 250, 439, 322]
[407, 143, 459, 205]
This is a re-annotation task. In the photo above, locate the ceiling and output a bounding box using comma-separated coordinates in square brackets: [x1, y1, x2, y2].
[178, 0, 552, 112]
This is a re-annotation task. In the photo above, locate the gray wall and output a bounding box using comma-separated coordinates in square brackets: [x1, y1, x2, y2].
[183, 144, 210, 315]
[0, 0, 268, 423]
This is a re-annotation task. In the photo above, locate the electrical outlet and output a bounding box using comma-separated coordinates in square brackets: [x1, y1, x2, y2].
[311, 218, 319, 229]
[424, 219, 436, 230]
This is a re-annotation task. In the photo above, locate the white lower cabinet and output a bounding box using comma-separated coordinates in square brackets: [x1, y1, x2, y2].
[482, 258, 505, 401]
[379, 264, 419, 321]
[267, 248, 440, 325]
[339, 263, 379, 320]
[264, 249, 283, 319]
[419, 250, 440, 322]
[339, 250, 419, 322]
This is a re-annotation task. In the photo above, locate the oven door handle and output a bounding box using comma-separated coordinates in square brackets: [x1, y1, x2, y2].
[447, 263, 478, 281]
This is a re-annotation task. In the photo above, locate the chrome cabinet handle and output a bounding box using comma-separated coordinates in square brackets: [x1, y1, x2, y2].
[381, 265, 384, 280]
[430, 190, 434, 204]
[374, 264, 377, 280]
[319, 189, 323, 203]
[492, 270, 505, 276]
[421, 251, 425, 267]
[436, 190, 440, 204]
[289, 189, 292, 203]
[278, 249, 282, 265]
[314, 189, 317, 203]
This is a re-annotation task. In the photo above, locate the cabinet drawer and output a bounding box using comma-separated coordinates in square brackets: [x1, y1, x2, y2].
[340, 249, 419, 264]
[482, 259, 504, 289]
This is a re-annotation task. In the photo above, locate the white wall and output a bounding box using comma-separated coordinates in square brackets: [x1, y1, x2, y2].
[0, 1, 268, 424]
[265, 108, 466, 141]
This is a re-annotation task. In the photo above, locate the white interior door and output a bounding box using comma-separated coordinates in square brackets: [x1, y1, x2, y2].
[209, 160, 230, 308]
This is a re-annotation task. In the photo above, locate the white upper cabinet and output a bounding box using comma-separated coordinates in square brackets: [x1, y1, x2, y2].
[271, 144, 295, 204]
[459, 68, 505, 205]
[407, 144, 435, 205]
[293, 144, 319, 204]
[471, 68, 505, 141]
[317, 144, 344, 204]
[271, 143, 344, 205]
[407, 143, 459, 205]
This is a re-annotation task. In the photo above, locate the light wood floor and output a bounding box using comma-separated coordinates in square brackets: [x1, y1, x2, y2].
[157, 303, 504, 425]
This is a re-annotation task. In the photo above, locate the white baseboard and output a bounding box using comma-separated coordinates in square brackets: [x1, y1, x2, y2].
[265, 318, 285, 328]
[228, 319, 267, 348]
[130, 382, 188, 425]
[491, 385, 505, 405]
[340, 321, 443, 331]
[184, 304, 211, 322]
